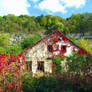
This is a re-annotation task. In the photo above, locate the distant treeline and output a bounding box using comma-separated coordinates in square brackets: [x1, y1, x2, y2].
[0, 12, 92, 34]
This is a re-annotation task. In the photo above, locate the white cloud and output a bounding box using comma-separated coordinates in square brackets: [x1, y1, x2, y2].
[61, 0, 86, 8]
[37, 0, 86, 13]
[38, 0, 66, 13]
[0, 0, 30, 16]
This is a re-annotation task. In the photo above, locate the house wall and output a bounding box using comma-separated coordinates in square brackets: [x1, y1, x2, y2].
[52, 39, 77, 56]
[64, 46, 73, 56]
[25, 42, 53, 74]
[44, 60, 52, 73]
[24, 36, 79, 75]
[32, 60, 37, 74]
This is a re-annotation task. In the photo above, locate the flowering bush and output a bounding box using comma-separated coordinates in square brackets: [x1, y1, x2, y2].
[0, 53, 25, 92]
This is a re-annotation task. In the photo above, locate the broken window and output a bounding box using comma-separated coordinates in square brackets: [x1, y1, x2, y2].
[61, 45, 67, 54]
[37, 62, 44, 72]
[48, 45, 52, 52]
[26, 61, 32, 71]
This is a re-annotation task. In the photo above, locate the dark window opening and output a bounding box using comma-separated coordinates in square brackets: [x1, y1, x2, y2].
[26, 61, 32, 71]
[61, 45, 67, 53]
[37, 62, 44, 72]
[58, 37, 61, 41]
[48, 45, 52, 52]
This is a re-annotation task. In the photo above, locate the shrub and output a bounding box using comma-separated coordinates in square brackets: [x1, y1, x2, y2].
[22, 73, 77, 92]
[21, 34, 41, 49]
[6, 45, 23, 55]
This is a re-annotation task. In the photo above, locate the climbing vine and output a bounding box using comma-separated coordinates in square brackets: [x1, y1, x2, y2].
[0, 53, 25, 92]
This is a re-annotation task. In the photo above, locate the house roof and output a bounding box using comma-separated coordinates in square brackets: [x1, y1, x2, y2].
[23, 30, 90, 56]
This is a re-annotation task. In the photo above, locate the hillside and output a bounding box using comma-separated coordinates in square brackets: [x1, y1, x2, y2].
[0, 12, 92, 34]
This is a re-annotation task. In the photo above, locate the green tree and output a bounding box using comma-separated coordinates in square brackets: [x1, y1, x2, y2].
[21, 34, 41, 49]
[37, 15, 47, 27]
[0, 33, 10, 47]
[0, 47, 6, 54]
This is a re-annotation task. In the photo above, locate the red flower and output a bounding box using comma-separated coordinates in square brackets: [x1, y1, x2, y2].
[8, 83, 14, 88]
[0, 89, 3, 92]
[17, 57, 21, 63]
[10, 53, 14, 57]
[13, 68, 18, 72]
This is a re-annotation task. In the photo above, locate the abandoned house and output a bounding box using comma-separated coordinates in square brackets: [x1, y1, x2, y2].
[23, 30, 88, 75]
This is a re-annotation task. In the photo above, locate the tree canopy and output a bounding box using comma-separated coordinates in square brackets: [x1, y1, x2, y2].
[0, 13, 91, 34]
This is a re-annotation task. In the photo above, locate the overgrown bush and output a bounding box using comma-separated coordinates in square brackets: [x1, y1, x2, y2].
[22, 74, 76, 92]
[22, 70, 92, 92]
[65, 53, 92, 92]
[22, 53, 92, 92]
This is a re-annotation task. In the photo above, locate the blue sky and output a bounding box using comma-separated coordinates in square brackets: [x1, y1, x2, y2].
[0, 0, 92, 18]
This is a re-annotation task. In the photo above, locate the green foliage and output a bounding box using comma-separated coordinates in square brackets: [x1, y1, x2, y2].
[65, 53, 92, 91]
[21, 34, 41, 49]
[66, 13, 92, 33]
[68, 36, 92, 55]
[40, 15, 47, 27]
[22, 74, 76, 92]
[0, 33, 10, 54]
[0, 33, 10, 47]
[76, 38, 92, 54]
[6, 45, 23, 55]
[53, 56, 64, 74]
[0, 45, 23, 55]
[65, 52, 92, 81]
[0, 33, 23, 55]
[0, 47, 6, 54]
[22, 72, 92, 92]
[49, 23, 64, 33]
[0, 13, 92, 34]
